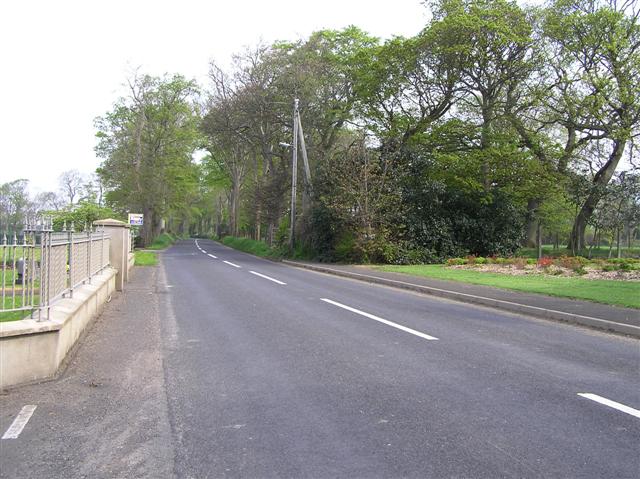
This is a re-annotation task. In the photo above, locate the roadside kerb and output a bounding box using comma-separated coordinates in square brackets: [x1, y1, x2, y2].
[283, 260, 640, 338]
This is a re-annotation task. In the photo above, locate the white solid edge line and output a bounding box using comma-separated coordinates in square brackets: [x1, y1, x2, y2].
[207, 253, 218, 259]
[223, 260, 241, 268]
[202, 250, 207, 254]
[321, 298, 438, 341]
[2, 405, 37, 439]
[249, 270, 287, 285]
[578, 393, 640, 419]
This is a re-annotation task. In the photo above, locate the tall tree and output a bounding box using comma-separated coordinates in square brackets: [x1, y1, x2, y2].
[543, 0, 640, 251]
[96, 73, 201, 245]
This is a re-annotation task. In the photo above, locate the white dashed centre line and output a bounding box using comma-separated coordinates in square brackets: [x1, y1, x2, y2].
[207, 254, 218, 259]
[223, 260, 241, 268]
[2, 405, 37, 439]
[321, 298, 439, 341]
[249, 271, 287, 285]
[202, 250, 207, 254]
[578, 393, 640, 419]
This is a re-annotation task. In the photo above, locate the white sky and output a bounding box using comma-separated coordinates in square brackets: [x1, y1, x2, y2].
[0, 0, 429, 195]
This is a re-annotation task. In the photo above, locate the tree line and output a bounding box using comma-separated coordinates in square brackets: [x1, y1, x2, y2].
[14, 0, 638, 261]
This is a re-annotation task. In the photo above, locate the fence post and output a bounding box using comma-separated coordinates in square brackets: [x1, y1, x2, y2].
[93, 219, 130, 292]
[86, 223, 92, 284]
[38, 218, 53, 321]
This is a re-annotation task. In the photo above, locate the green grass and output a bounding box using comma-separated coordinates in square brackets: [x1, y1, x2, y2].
[0, 296, 33, 322]
[148, 233, 176, 250]
[134, 250, 158, 266]
[376, 264, 640, 309]
[221, 236, 282, 259]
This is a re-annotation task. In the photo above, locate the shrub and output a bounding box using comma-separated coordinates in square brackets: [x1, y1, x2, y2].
[557, 255, 588, 272]
[475, 256, 487, 264]
[149, 233, 175, 250]
[537, 256, 554, 268]
[447, 257, 467, 266]
[466, 255, 477, 265]
[511, 257, 528, 270]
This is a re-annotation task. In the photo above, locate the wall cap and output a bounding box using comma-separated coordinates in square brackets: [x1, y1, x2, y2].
[93, 218, 130, 228]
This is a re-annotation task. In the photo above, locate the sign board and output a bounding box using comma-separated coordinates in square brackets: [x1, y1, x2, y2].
[128, 213, 144, 226]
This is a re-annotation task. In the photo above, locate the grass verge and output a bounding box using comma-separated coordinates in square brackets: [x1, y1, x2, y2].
[148, 233, 177, 250]
[135, 250, 158, 266]
[221, 236, 282, 259]
[376, 264, 640, 309]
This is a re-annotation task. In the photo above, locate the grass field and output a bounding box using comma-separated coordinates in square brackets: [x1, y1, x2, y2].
[376, 264, 640, 309]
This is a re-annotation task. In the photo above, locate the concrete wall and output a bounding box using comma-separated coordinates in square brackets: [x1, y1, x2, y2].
[0, 268, 117, 389]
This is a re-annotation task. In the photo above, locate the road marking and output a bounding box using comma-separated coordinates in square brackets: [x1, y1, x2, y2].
[207, 253, 218, 259]
[201, 250, 207, 254]
[320, 298, 439, 341]
[2, 405, 37, 439]
[223, 260, 241, 268]
[249, 271, 287, 285]
[578, 393, 640, 419]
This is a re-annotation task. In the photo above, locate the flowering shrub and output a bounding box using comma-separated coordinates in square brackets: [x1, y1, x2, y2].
[537, 256, 554, 268]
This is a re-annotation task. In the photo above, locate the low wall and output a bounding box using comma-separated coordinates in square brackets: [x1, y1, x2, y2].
[128, 252, 135, 275]
[0, 267, 117, 389]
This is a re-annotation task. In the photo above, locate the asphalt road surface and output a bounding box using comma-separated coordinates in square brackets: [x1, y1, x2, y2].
[1, 239, 639, 478]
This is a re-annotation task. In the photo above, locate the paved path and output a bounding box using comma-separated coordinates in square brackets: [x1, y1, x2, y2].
[1, 239, 638, 478]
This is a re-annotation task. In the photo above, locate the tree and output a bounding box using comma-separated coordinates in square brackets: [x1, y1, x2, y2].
[58, 169, 84, 206]
[0, 179, 33, 234]
[96, 73, 201, 245]
[543, 0, 640, 251]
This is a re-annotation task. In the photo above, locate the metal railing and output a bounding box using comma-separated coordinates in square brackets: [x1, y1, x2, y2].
[0, 219, 111, 321]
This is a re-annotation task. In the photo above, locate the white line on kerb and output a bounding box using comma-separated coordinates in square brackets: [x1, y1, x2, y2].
[249, 271, 287, 285]
[320, 298, 439, 341]
[2, 405, 37, 439]
[223, 260, 241, 268]
[207, 253, 218, 259]
[578, 393, 640, 419]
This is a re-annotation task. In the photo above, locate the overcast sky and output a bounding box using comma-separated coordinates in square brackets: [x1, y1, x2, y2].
[0, 0, 429, 195]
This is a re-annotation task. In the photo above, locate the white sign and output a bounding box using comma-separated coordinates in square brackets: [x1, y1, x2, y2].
[128, 213, 144, 226]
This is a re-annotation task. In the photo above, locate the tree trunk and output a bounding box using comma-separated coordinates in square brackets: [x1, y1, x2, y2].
[569, 139, 626, 253]
[142, 206, 154, 246]
[230, 181, 240, 237]
[536, 222, 542, 259]
[524, 198, 541, 247]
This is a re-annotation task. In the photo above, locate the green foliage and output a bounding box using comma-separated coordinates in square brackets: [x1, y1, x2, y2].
[86, 2, 639, 266]
[148, 233, 176, 250]
[96, 73, 201, 245]
[47, 202, 121, 231]
[221, 236, 283, 259]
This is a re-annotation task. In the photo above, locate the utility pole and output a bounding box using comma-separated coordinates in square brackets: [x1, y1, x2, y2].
[289, 99, 299, 250]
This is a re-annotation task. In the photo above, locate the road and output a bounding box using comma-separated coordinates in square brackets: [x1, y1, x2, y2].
[1, 239, 639, 478]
